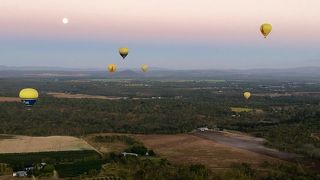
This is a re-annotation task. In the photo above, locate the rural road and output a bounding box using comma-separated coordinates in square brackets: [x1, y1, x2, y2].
[193, 131, 297, 160]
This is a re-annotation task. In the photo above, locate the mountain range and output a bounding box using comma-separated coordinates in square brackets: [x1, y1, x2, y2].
[1, 65, 320, 80]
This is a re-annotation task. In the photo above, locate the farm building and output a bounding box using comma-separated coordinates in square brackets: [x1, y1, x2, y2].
[122, 152, 138, 157]
[197, 127, 209, 132]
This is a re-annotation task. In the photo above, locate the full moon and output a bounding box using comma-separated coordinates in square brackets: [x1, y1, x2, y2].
[62, 18, 69, 24]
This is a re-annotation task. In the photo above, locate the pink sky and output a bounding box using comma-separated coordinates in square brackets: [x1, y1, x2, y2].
[1, 0, 320, 44]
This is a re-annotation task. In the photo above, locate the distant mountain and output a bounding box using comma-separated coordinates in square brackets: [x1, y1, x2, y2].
[106, 70, 140, 77]
[0, 65, 169, 72]
[1, 65, 320, 80]
[146, 67, 320, 80]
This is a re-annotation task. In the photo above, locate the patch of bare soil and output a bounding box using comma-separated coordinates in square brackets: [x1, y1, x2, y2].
[131, 134, 281, 170]
[0, 97, 20, 102]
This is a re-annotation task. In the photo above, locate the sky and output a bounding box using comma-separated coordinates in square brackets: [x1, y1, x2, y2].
[0, 0, 319, 70]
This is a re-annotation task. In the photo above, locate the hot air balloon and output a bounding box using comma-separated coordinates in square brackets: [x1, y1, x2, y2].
[19, 88, 39, 107]
[141, 64, 148, 73]
[108, 64, 117, 73]
[260, 23, 272, 38]
[119, 47, 129, 59]
[243, 92, 251, 100]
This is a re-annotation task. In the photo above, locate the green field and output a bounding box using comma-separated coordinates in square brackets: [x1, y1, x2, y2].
[0, 150, 102, 177]
[230, 107, 264, 114]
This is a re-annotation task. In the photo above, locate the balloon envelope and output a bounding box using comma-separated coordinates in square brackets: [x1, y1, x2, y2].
[243, 92, 251, 100]
[260, 23, 272, 38]
[19, 88, 39, 107]
[141, 64, 148, 72]
[119, 47, 129, 59]
[108, 64, 117, 73]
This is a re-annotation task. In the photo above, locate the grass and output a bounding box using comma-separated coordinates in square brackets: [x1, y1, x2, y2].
[231, 107, 253, 113]
[0, 135, 95, 153]
[230, 107, 264, 113]
[85, 134, 142, 154]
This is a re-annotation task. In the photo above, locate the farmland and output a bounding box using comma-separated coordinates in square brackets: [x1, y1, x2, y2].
[85, 133, 317, 179]
[0, 135, 95, 153]
[0, 135, 102, 177]
[84, 134, 140, 154]
[131, 133, 280, 170]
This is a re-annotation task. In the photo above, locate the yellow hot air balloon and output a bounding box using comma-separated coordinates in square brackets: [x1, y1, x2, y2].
[19, 88, 39, 107]
[260, 23, 272, 38]
[243, 92, 251, 100]
[141, 64, 148, 73]
[119, 47, 129, 59]
[108, 64, 117, 73]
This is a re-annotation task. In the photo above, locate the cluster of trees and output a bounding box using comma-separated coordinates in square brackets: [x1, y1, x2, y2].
[0, 163, 10, 176]
[217, 162, 319, 180]
[94, 135, 139, 146]
[94, 153, 319, 180]
[94, 135, 156, 156]
[101, 154, 211, 180]
[124, 145, 155, 156]
[32, 164, 55, 177]
[0, 98, 216, 135]
[222, 105, 320, 160]
[55, 159, 103, 178]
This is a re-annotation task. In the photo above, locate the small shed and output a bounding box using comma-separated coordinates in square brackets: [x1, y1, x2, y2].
[122, 152, 138, 157]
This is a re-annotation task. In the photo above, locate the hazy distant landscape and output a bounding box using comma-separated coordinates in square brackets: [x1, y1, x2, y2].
[2, 65, 320, 80]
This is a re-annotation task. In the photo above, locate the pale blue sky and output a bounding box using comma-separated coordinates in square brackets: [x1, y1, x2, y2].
[0, 37, 319, 70]
[0, 0, 319, 69]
